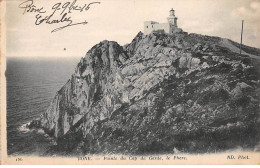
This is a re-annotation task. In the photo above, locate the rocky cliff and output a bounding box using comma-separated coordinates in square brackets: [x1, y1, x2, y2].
[34, 31, 260, 155]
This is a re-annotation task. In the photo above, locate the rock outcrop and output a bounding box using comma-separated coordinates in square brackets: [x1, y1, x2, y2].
[35, 31, 260, 155]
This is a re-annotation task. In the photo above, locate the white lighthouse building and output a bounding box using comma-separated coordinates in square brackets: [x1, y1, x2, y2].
[144, 8, 183, 35]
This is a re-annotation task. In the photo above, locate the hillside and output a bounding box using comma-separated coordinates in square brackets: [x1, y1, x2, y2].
[29, 31, 260, 155]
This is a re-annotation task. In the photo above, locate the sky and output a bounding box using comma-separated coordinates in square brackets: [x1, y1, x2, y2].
[4, 0, 260, 57]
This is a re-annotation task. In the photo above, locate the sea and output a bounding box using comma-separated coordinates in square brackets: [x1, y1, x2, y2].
[6, 56, 81, 156]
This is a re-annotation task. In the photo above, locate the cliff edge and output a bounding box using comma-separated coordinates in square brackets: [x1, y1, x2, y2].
[32, 31, 260, 155]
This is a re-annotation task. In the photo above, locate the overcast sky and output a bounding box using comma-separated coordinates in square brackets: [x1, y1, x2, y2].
[5, 0, 260, 57]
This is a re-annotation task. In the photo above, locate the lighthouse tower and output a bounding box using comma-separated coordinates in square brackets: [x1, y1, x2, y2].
[167, 8, 178, 27]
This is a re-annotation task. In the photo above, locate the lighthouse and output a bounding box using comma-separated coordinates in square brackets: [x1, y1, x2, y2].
[167, 8, 175, 24]
[144, 8, 183, 35]
[167, 8, 178, 27]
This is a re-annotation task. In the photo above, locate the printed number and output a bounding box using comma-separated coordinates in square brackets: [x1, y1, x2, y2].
[16, 158, 23, 161]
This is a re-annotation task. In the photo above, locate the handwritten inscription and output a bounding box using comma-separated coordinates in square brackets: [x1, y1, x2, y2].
[18, 0, 100, 32]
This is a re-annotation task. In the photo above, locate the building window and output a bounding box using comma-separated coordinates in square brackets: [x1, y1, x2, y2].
[147, 26, 148, 28]
[152, 25, 153, 28]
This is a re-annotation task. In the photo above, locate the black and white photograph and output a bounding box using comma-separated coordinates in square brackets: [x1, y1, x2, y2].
[1, 0, 260, 164]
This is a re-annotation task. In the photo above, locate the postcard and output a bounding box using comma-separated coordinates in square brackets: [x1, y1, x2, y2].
[1, 0, 260, 165]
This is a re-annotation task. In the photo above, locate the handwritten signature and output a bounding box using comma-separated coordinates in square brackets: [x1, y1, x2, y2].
[19, 0, 100, 33]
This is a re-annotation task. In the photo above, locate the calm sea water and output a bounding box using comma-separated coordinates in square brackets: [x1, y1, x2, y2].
[6, 57, 80, 156]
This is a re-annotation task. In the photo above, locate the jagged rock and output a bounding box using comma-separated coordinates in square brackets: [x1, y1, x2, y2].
[27, 119, 41, 129]
[37, 31, 260, 155]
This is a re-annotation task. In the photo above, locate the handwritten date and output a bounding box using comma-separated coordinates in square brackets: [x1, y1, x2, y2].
[18, 0, 100, 32]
